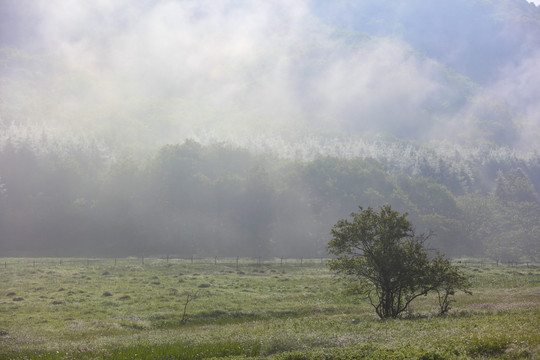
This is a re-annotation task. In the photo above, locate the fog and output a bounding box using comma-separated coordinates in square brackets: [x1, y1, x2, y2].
[1, 0, 540, 259]
[1, 0, 539, 152]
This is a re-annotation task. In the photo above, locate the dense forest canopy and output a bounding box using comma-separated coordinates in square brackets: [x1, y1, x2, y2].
[0, 135, 538, 261]
[0, 0, 539, 260]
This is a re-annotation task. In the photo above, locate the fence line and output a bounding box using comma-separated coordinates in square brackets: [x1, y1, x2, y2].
[451, 258, 539, 268]
[0, 256, 333, 269]
[1, 256, 538, 269]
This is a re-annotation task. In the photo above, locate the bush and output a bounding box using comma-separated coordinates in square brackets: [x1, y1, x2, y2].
[274, 345, 453, 360]
[328, 205, 470, 319]
[467, 335, 511, 357]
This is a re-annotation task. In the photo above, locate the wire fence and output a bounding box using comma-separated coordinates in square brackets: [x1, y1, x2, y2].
[452, 258, 539, 268]
[0, 256, 335, 269]
[0, 256, 538, 270]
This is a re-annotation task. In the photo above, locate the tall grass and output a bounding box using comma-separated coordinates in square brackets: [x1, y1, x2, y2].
[0, 259, 538, 359]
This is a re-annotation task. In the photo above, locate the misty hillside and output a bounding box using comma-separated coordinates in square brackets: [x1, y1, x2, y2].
[1, 0, 540, 149]
[1, 0, 539, 260]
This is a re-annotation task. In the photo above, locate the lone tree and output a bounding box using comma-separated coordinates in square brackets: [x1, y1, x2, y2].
[327, 205, 470, 319]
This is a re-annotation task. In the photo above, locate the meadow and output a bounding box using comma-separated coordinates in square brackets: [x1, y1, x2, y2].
[0, 258, 538, 359]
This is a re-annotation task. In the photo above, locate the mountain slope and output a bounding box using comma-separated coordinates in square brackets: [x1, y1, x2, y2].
[0, 0, 539, 151]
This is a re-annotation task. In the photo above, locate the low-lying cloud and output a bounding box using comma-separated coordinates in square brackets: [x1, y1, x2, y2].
[1, 0, 539, 151]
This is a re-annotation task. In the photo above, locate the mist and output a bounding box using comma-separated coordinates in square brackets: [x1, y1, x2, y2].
[1, 0, 539, 151]
[1, 0, 540, 260]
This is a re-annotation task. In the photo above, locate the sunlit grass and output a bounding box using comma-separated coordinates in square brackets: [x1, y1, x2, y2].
[1, 258, 539, 359]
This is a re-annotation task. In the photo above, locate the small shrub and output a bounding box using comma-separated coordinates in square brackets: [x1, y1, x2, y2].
[119, 295, 131, 300]
[6, 292, 16, 297]
[13, 297, 24, 301]
[197, 310, 228, 320]
[259, 337, 299, 356]
[274, 345, 451, 360]
[52, 300, 65, 305]
[467, 335, 511, 357]
[108, 341, 261, 358]
[102, 291, 113, 297]
[504, 342, 532, 359]
[120, 320, 148, 330]
[198, 283, 211, 288]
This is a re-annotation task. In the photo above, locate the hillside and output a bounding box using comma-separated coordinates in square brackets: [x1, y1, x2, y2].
[0, 0, 539, 259]
[1, 0, 539, 150]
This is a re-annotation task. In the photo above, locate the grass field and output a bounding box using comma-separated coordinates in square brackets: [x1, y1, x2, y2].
[0, 258, 538, 359]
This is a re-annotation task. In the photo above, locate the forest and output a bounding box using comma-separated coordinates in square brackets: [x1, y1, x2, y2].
[1, 0, 540, 261]
[0, 132, 538, 261]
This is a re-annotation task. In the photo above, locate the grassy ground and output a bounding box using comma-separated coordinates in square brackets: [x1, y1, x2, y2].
[0, 258, 538, 359]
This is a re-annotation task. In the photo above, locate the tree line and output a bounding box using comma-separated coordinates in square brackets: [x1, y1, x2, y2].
[0, 137, 538, 261]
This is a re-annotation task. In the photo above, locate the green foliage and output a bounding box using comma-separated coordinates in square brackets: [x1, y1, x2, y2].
[466, 334, 512, 358]
[274, 345, 454, 360]
[0, 137, 539, 259]
[328, 206, 471, 319]
[458, 194, 540, 262]
[396, 176, 459, 218]
[430, 256, 472, 315]
[4, 341, 262, 360]
[109, 340, 262, 359]
[495, 169, 537, 203]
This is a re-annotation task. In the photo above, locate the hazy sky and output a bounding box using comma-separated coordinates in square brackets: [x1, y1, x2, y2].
[1, 0, 539, 152]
